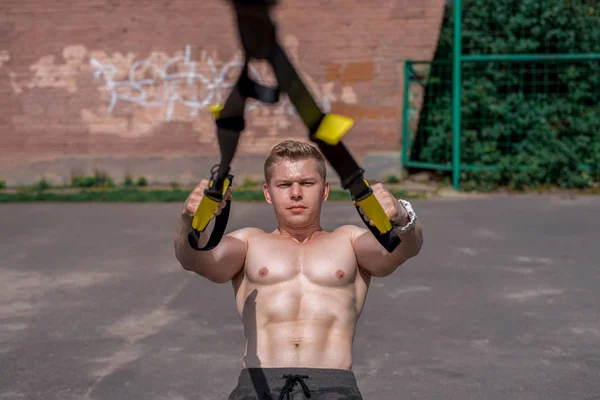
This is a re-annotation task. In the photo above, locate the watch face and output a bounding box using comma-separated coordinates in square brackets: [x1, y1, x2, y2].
[400, 200, 415, 216]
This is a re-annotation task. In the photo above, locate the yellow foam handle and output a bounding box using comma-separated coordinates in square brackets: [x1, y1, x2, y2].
[209, 103, 224, 119]
[191, 176, 232, 232]
[218, 177, 232, 195]
[192, 196, 220, 232]
[312, 113, 354, 145]
[357, 192, 393, 234]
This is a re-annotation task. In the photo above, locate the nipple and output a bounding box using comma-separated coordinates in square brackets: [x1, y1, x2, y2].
[336, 269, 345, 279]
[259, 267, 269, 277]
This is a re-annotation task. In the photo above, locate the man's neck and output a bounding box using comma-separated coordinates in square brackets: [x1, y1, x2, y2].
[275, 223, 324, 244]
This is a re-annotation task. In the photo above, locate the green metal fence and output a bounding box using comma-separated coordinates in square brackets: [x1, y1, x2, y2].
[401, 0, 600, 190]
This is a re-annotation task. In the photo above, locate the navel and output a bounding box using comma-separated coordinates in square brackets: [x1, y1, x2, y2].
[336, 269, 345, 279]
[258, 267, 269, 277]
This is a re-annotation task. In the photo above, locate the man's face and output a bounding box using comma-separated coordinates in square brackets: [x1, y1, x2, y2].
[263, 158, 329, 226]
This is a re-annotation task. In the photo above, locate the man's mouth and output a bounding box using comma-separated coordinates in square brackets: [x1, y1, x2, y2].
[289, 205, 306, 210]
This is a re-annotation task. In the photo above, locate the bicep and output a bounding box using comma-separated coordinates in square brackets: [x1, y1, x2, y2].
[352, 229, 384, 271]
[351, 227, 407, 278]
[207, 230, 249, 283]
[343, 225, 377, 270]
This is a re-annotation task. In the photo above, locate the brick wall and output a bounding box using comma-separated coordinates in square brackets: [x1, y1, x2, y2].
[0, 0, 445, 186]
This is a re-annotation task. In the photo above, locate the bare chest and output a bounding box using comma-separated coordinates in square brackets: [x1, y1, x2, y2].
[243, 232, 359, 287]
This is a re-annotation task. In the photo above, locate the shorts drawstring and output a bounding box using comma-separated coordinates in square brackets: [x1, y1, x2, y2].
[279, 374, 311, 399]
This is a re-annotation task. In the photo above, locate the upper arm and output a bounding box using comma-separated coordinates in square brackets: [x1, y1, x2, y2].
[338, 225, 382, 276]
[343, 225, 410, 278]
[199, 227, 259, 283]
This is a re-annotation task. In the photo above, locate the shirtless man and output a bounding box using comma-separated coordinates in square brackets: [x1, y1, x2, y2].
[174, 140, 423, 399]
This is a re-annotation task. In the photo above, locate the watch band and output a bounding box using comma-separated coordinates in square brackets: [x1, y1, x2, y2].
[393, 199, 418, 233]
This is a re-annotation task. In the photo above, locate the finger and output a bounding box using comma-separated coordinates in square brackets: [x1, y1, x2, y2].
[192, 186, 205, 197]
[371, 183, 384, 193]
[185, 200, 199, 217]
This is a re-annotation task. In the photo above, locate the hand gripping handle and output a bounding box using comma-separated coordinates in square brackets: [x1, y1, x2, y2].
[353, 180, 401, 253]
[187, 174, 234, 251]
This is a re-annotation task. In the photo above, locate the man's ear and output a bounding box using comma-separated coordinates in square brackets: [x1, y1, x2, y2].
[322, 180, 329, 202]
[263, 183, 273, 204]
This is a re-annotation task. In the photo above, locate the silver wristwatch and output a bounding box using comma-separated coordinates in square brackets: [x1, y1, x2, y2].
[392, 199, 418, 233]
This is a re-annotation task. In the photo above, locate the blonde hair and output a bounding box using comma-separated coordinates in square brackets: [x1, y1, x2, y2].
[264, 140, 327, 183]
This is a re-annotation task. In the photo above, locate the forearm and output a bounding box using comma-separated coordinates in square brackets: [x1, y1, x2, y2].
[377, 226, 422, 275]
[354, 222, 423, 278]
[173, 214, 214, 273]
[386, 198, 423, 263]
[394, 220, 423, 259]
[353, 187, 424, 277]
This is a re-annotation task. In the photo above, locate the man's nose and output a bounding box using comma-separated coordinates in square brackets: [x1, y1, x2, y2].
[290, 182, 302, 199]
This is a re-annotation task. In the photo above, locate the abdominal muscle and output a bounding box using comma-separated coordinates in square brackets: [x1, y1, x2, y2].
[237, 278, 363, 370]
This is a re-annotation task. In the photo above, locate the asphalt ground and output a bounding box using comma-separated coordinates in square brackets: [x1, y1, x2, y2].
[1, 194, 599, 399]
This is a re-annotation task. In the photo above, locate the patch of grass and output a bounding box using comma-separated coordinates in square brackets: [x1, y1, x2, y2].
[136, 176, 148, 187]
[239, 176, 260, 189]
[71, 171, 115, 188]
[28, 178, 53, 191]
[0, 188, 186, 203]
[0, 187, 423, 203]
[123, 175, 148, 188]
[385, 174, 401, 184]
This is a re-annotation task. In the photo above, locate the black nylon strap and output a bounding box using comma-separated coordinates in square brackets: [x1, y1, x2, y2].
[190, 63, 265, 251]
[189, 0, 401, 253]
[216, 116, 245, 132]
[187, 173, 235, 251]
[313, 140, 366, 192]
[267, 42, 372, 199]
[355, 204, 402, 250]
[250, 9, 402, 253]
[268, 43, 324, 132]
[238, 68, 280, 104]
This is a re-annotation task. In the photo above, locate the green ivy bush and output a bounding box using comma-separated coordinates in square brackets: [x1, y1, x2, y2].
[410, 0, 600, 191]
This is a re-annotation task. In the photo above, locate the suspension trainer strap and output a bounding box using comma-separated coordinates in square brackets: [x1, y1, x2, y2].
[267, 41, 401, 252]
[187, 61, 279, 251]
[189, 0, 401, 253]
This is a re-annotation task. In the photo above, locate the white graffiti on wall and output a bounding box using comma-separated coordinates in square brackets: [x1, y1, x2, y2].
[90, 45, 331, 122]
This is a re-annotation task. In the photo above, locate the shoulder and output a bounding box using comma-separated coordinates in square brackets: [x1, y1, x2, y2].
[225, 227, 266, 243]
[333, 224, 369, 245]
[333, 225, 375, 278]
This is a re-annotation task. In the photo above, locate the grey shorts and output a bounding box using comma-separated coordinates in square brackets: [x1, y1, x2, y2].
[228, 367, 365, 399]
